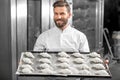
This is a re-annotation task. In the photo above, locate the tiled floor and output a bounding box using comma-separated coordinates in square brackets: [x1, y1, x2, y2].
[109, 60, 120, 80]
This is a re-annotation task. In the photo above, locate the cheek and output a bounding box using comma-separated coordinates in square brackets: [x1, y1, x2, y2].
[53, 16, 56, 20]
[54, 15, 58, 20]
[67, 15, 70, 18]
[54, 17, 57, 21]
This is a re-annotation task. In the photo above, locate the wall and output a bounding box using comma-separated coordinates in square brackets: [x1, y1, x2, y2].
[0, 0, 12, 80]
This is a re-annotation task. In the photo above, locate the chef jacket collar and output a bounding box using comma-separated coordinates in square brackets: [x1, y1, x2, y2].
[55, 24, 71, 33]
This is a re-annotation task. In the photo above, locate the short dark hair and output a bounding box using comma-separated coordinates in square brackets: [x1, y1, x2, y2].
[53, 1, 71, 13]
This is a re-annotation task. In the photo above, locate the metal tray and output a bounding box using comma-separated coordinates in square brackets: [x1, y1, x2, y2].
[16, 51, 112, 78]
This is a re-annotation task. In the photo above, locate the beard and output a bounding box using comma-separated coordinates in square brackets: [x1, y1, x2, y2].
[54, 18, 68, 28]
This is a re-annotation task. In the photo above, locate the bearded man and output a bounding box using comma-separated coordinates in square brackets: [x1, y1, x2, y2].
[34, 1, 90, 52]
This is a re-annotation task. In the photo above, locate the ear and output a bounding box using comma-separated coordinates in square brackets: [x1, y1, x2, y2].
[68, 12, 72, 18]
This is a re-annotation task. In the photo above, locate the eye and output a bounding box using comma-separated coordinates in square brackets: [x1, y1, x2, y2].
[54, 13, 57, 15]
[60, 13, 65, 15]
[54, 12, 58, 15]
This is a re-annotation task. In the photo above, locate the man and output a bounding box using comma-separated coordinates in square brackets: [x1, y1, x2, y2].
[33, 1, 90, 52]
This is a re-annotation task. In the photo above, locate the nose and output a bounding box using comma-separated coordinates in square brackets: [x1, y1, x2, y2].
[57, 14, 62, 19]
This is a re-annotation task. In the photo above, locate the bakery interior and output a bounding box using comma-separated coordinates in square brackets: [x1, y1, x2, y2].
[0, 0, 120, 80]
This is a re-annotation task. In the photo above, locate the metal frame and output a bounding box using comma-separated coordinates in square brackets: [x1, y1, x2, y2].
[17, 0, 27, 58]
[41, 0, 50, 32]
[95, 0, 104, 51]
[11, 0, 27, 80]
[11, 0, 17, 80]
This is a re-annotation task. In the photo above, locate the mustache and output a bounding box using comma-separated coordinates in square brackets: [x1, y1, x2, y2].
[56, 19, 63, 21]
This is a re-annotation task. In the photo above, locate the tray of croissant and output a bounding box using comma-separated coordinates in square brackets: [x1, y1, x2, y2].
[16, 51, 112, 78]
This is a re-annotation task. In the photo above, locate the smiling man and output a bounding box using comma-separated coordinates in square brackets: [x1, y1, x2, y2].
[33, 0, 90, 52]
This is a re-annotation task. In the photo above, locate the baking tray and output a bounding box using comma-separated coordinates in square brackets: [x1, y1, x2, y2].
[16, 51, 112, 78]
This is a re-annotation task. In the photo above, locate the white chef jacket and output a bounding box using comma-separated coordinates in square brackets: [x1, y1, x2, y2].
[33, 25, 90, 52]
